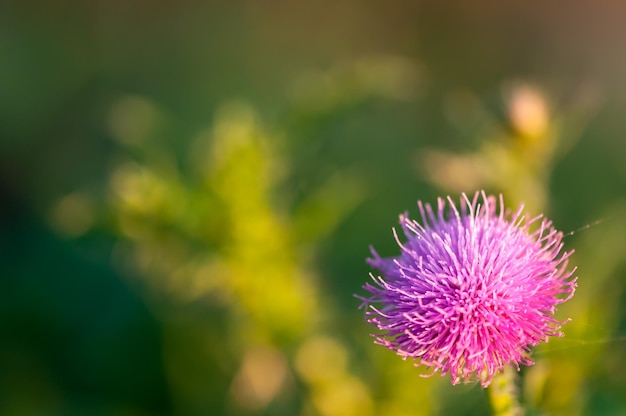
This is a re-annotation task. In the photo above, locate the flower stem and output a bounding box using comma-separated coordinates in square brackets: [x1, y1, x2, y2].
[487, 366, 523, 416]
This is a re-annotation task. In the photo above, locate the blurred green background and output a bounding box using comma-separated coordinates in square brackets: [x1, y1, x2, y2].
[2, 1, 626, 415]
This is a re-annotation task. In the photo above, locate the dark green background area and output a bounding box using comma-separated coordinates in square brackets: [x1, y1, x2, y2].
[2, 1, 626, 415]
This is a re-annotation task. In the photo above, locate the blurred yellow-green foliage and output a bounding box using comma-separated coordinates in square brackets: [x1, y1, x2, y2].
[3, 2, 626, 415]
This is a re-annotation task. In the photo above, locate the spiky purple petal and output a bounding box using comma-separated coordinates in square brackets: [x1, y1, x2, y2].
[359, 191, 576, 387]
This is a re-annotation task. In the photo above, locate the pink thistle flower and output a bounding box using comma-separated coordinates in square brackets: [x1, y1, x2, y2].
[359, 191, 576, 387]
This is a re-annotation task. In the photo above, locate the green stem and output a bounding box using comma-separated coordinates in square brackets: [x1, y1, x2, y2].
[487, 366, 523, 416]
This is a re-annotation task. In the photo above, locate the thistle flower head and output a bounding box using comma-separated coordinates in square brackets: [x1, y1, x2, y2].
[359, 191, 576, 387]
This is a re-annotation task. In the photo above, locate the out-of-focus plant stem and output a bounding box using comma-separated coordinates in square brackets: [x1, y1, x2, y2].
[487, 367, 523, 416]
